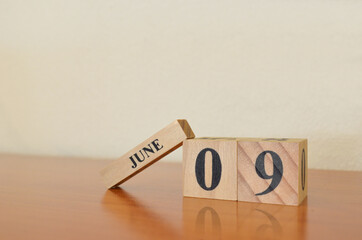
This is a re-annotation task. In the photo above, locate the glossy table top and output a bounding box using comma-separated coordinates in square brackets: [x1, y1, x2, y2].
[0, 154, 361, 239]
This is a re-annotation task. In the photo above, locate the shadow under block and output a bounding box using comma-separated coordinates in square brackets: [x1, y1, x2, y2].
[237, 138, 308, 206]
[100, 119, 195, 188]
[183, 138, 238, 201]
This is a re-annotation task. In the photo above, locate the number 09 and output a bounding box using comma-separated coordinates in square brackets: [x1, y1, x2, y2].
[194, 148, 284, 195]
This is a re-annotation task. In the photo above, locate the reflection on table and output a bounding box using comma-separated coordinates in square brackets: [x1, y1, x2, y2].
[103, 188, 307, 240]
[183, 197, 307, 240]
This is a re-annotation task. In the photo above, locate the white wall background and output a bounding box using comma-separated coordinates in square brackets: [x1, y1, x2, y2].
[0, 0, 361, 170]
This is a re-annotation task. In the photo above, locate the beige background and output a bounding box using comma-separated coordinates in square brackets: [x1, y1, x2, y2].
[0, 1, 361, 170]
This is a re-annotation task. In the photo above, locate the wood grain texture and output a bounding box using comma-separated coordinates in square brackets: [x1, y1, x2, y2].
[0, 154, 361, 240]
[100, 119, 194, 188]
[183, 138, 237, 200]
[237, 138, 308, 205]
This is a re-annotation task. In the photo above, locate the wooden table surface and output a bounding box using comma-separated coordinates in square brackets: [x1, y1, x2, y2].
[0, 154, 361, 240]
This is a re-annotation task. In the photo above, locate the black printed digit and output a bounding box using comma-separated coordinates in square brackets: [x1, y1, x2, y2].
[255, 151, 283, 196]
[301, 149, 306, 191]
[195, 148, 222, 191]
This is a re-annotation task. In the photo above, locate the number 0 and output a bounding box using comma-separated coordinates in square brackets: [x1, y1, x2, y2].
[195, 148, 222, 191]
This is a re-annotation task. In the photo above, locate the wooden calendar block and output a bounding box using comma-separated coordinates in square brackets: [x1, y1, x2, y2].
[100, 119, 195, 188]
[183, 138, 238, 201]
[237, 138, 308, 205]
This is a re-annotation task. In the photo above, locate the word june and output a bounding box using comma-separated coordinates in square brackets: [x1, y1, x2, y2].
[129, 139, 163, 169]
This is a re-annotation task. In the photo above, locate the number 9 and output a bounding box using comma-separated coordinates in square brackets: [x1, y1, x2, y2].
[255, 151, 283, 196]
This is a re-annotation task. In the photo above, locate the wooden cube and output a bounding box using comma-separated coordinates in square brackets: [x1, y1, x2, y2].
[237, 138, 308, 205]
[183, 138, 238, 201]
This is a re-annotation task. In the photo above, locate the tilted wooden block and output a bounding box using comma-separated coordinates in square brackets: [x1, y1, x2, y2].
[100, 119, 195, 188]
[237, 138, 308, 205]
[183, 138, 238, 201]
